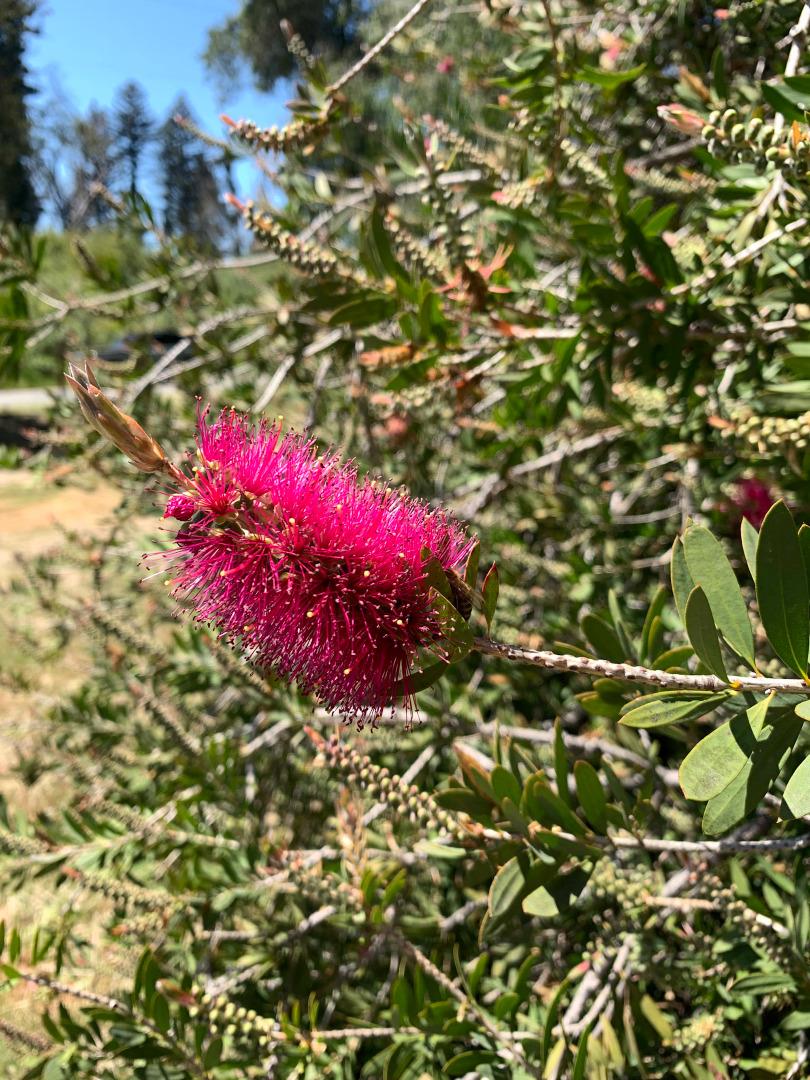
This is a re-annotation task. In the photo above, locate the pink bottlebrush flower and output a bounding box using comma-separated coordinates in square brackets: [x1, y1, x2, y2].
[728, 477, 775, 530]
[436, 56, 455, 75]
[161, 407, 473, 726]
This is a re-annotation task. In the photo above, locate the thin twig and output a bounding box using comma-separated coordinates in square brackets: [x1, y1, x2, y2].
[328, 0, 435, 96]
[476, 636, 810, 696]
[774, 4, 810, 136]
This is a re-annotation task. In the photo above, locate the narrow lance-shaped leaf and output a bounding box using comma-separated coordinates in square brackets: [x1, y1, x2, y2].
[741, 517, 759, 584]
[581, 613, 625, 663]
[684, 585, 729, 680]
[671, 537, 695, 625]
[482, 562, 499, 632]
[608, 590, 634, 659]
[619, 689, 738, 729]
[682, 524, 755, 668]
[573, 760, 607, 833]
[640, 586, 667, 664]
[799, 524, 810, 592]
[756, 501, 809, 678]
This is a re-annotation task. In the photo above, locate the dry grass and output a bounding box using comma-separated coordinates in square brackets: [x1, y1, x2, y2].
[0, 471, 127, 1075]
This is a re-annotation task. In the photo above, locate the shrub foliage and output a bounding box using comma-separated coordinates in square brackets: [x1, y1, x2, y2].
[5, 1, 810, 1077]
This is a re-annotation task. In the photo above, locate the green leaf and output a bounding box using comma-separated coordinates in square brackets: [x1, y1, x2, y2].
[431, 589, 474, 661]
[542, 978, 570, 1064]
[684, 586, 729, 680]
[781, 752, 810, 818]
[573, 760, 607, 833]
[434, 786, 492, 816]
[488, 854, 556, 921]
[799, 524, 810, 589]
[203, 1037, 223, 1069]
[711, 45, 728, 99]
[639, 995, 674, 1040]
[619, 689, 737, 729]
[553, 720, 571, 807]
[521, 775, 587, 834]
[671, 538, 696, 625]
[756, 501, 809, 678]
[487, 858, 523, 921]
[640, 587, 667, 663]
[742, 517, 759, 584]
[522, 866, 591, 917]
[329, 294, 398, 328]
[151, 993, 170, 1034]
[762, 79, 810, 124]
[581, 613, 625, 663]
[444, 1051, 498, 1076]
[482, 563, 499, 632]
[572, 1023, 593, 1080]
[414, 839, 467, 860]
[607, 590, 634, 659]
[680, 695, 773, 801]
[577, 63, 646, 88]
[491, 765, 522, 807]
[732, 971, 797, 995]
[391, 662, 447, 699]
[464, 540, 480, 590]
[703, 712, 803, 834]
[682, 524, 755, 667]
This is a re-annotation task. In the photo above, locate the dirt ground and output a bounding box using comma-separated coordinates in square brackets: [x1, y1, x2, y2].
[0, 470, 124, 1074]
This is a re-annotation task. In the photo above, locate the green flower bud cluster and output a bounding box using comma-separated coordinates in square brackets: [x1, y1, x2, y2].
[283, 27, 317, 70]
[111, 910, 167, 939]
[561, 139, 611, 190]
[322, 736, 466, 840]
[240, 202, 370, 286]
[385, 216, 448, 280]
[276, 857, 363, 913]
[723, 406, 810, 460]
[668, 1010, 723, 1054]
[73, 868, 181, 912]
[626, 163, 715, 197]
[142, 696, 201, 757]
[0, 825, 49, 857]
[227, 116, 329, 155]
[611, 380, 671, 417]
[189, 988, 283, 1048]
[426, 117, 503, 173]
[703, 108, 810, 174]
[88, 605, 165, 667]
[588, 858, 656, 910]
[490, 177, 541, 210]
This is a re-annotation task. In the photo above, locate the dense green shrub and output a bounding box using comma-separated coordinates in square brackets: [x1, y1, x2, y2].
[5, 1, 810, 1076]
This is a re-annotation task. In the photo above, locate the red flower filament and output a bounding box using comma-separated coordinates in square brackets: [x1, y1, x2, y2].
[161, 408, 473, 725]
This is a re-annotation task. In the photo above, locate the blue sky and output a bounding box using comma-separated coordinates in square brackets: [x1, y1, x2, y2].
[29, 0, 289, 203]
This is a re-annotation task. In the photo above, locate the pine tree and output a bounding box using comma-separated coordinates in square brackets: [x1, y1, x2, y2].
[158, 97, 231, 251]
[204, 0, 362, 92]
[70, 106, 119, 228]
[0, 0, 40, 227]
[114, 81, 153, 196]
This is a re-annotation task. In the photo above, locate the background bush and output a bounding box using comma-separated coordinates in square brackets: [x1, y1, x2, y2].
[4, 1, 810, 1076]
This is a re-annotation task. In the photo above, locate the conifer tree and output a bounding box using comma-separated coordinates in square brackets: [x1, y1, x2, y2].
[0, 0, 40, 227]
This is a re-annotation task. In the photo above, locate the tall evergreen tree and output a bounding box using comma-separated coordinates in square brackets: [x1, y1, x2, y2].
[204, 0, 363, 92]
[70, 105, 119, 228]
[114, 81, 153, 195]
[0, 0, 40, 227]
[158, 97, 231, 251]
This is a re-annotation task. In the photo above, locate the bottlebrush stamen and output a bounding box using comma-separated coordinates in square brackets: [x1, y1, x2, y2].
[161, 406, 473, 726]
